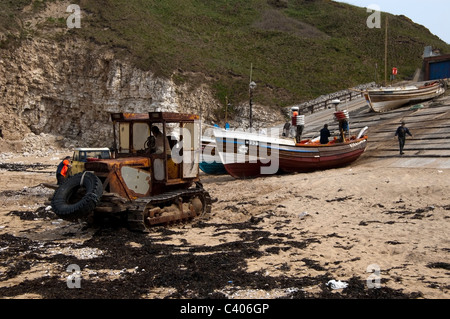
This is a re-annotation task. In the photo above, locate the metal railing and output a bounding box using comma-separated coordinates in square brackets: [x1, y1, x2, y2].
[290, 82, 376, 115]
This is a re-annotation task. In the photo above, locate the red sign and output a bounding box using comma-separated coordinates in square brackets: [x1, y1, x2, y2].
[392, 67, 398, 75]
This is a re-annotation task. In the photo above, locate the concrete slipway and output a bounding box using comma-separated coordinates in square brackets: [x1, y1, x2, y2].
[298, 91, 450, 169]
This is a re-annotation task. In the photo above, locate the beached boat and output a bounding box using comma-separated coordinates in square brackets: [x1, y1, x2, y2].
[364, 16, 445, 113]
[364, 81, 445, 113]
[199, 136, 227, 175]
[213, 127, 368, 179]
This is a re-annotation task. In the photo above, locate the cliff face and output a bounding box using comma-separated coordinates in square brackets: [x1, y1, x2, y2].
[0, 37, 222, 153]
[0, 0, 295, 156]
[0, 38, 284, 155]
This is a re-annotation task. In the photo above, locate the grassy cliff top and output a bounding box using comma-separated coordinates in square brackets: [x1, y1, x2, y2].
[3, 0, 450, 109]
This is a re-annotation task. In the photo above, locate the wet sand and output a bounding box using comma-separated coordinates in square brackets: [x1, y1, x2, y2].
[0, 153, 449, 299]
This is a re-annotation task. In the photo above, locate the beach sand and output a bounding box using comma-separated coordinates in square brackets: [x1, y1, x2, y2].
[0, 152, 449, 299]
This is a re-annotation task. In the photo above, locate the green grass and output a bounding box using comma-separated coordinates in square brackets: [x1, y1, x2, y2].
[3, 0, 450, 112]
[0, 0, 32, 48]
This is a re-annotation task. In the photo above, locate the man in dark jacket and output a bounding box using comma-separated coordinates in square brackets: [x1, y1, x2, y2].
[395, 122, 413, 155]
[320, 124, 331, 145]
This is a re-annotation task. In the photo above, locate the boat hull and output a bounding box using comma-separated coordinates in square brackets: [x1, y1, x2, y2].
[199, 155, 227, 175]
[220, 161, 270, 179]
[216, 142, 278, 178]
[214, 130, 368, 179]
[199, 137, 227, 175]
[278, 140, 367, 173]
[365, 81, 445, 112]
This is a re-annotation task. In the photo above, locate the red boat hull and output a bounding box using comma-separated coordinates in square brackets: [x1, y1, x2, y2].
[223, 162, 270, 179]
[279, 141, 367, 173]
[219, 137, 368, 179]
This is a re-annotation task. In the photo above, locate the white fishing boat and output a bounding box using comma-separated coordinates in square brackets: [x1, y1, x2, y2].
[364, 16, 446, 113]
[364, 80, 445, 112]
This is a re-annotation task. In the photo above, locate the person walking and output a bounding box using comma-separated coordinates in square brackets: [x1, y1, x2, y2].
[395, 121, 413, 155]
[56, 156, 71, 185]
[320, 124, 331, 145]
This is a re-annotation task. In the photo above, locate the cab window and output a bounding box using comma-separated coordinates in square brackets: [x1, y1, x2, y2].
[100, 150, 110, 159]
[119, 122, 130, 153]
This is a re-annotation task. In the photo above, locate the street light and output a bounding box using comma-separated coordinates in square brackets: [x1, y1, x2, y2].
[249, 81, 256, 129]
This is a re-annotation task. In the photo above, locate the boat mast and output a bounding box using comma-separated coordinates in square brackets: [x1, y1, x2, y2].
[384, 15, 388, 86]
[249, 63, 256, 130]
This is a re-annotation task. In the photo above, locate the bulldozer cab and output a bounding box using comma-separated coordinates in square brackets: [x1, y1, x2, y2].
[111, 112, 201, 188]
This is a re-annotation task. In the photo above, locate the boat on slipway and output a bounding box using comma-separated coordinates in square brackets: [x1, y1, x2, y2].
[213, 122, 369, 179]
[364, 80, 446, 113]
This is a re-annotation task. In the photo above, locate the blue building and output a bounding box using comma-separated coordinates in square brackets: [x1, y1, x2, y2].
[423, 54, 450, 80]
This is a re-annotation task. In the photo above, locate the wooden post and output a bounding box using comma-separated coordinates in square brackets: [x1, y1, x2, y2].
[249, 64, 253, 129]
[225, 96, 228, 123]
[384, 16, 388, 86]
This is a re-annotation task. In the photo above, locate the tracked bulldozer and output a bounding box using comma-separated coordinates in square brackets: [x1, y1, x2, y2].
[50, 112, 212, 231]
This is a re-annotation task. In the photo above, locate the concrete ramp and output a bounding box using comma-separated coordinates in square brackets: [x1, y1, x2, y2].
[360, 156, 450, 169]
[301, 92, 450, 169]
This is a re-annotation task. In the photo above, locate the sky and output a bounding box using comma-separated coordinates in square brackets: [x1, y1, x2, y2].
[334, 0, 450, 44]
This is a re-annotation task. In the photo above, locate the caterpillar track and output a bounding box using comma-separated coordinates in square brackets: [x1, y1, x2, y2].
[125, 185, 212, 231]
[50, 176, 212, 231]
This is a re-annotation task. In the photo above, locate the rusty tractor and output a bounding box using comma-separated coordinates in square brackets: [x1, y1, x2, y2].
[50, 112, 212, 231]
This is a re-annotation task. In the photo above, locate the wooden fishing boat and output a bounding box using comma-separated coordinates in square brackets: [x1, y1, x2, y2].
[213, 127, 368, 179]
[365, 16, 445, 113]
[364, 80, 445, 112]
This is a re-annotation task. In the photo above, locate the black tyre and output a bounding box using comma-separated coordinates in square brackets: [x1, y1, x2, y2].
[51, 172, 103, 219]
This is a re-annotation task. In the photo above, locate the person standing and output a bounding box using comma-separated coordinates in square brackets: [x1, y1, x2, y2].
[282, 122, 291, 137]
[290, 108, 304, 144]
[56, 156, 71, 185]
[395, 121, 413, 155]
[320, 124, 331, 145]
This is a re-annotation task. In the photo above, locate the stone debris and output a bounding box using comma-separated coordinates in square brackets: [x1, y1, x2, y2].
[47, 247, 105, 260]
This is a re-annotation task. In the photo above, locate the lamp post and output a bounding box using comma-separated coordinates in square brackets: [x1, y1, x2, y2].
[249, 81, 256, 129]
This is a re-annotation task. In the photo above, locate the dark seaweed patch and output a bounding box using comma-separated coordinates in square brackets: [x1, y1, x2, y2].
[0, 219, 423, 299]
[427, 262, 450, 271]
[7, 207, 58, 220]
